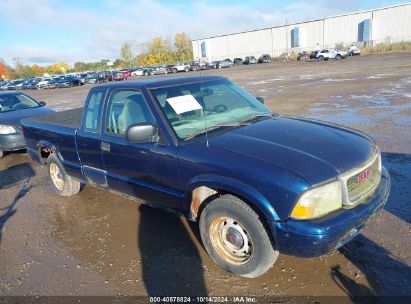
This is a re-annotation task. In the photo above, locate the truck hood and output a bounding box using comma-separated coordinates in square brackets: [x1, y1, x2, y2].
[0, 107, 54, 126]
[209, 116, 375, 185]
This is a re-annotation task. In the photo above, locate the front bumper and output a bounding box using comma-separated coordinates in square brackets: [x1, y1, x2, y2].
[0, 133, 26, 152]
[270, 167, 391, 258]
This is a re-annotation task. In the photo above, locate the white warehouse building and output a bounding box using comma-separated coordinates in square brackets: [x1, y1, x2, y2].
[192, 3, 411, 61]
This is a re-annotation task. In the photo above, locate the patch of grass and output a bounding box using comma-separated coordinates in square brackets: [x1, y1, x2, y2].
[362, 41, 411, 54]
[274, 52, 299, 62]
[335, 42, 348, 51]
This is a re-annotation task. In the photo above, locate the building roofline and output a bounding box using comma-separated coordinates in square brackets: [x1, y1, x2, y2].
[191, 2, 411, 41]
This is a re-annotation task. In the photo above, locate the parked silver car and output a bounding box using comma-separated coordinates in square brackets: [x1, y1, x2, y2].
[216, 59, 233, 68]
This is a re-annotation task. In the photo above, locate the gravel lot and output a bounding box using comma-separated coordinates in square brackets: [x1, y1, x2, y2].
[1, 53, 410, 300]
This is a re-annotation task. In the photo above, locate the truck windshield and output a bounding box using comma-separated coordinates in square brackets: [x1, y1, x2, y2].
[149, 79, 272, 140]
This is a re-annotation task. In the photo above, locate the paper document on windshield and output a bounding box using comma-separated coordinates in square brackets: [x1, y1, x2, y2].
[166, 95, 203, 114]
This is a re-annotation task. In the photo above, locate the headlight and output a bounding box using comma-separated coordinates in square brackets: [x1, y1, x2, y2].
[0, 125, 17, 135]
[291, 180, 343, 220]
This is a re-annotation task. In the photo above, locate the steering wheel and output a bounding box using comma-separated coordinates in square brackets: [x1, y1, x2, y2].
[12, 103, 27, 110]
[213, 104, 227, 113]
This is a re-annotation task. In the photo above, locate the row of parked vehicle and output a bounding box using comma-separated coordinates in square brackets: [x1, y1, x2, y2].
[129, 54, 273, 77]
[0, 54, 274, 90]
[0, 70, 131, 91]
[297, 46, 361, 61]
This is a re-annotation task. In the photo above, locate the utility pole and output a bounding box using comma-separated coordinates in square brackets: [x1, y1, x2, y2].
[285, 19, 288, 57]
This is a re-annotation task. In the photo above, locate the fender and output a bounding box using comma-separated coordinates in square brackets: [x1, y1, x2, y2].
[184, 174, 280, 221]
[35, 139, 57, 165]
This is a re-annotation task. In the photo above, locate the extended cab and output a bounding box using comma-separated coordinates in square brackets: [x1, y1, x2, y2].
[22, 76, 390, 278]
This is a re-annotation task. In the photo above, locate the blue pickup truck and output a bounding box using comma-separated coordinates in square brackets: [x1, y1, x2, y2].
[22, 76, 390, 277]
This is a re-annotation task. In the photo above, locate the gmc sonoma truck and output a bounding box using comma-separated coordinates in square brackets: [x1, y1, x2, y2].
[22, 76, 390, 278]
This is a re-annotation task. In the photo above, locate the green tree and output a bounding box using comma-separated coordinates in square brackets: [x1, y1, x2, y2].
[120, 41, 134, 68]
[174, 32, 193, 62]
[13, 57, 30, 79]
[146, 36, 173, 65]
[74, 61, 87, 71]
[113, 59, 124, 68]
[29, 64, 44, 77]
[45, 62, 70, 75]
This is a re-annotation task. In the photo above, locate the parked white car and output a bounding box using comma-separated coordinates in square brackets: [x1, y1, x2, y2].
[131, 69, 147, 76]
[37, 78, 52, 89]
[174, 62, 191, 72]
[349, 45, 361, 56]
[316, 48, 348, 61]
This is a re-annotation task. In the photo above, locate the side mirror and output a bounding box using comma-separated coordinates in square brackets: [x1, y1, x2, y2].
[38, 101, 47, 107]
[126, 123, 158, 144]
[256, 96, 264, 104]
[202, 88, 214, 96]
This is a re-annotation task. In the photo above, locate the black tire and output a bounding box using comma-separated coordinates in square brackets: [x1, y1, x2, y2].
[319, 56, 324, 61]
[336, 54, 342, 60]
[0, 149, 4, 158]
[172, 68, 177, 74]
[184, 67, 189, 72]
[199, 194, 278, 278]
[47, 153, 80, 196]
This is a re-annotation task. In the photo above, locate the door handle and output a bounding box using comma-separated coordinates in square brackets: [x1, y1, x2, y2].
[101, 142, 110, 152]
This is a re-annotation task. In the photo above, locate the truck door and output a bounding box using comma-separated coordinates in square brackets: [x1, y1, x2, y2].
[100, 89, 181, 209]
[76, 88, 108, 187]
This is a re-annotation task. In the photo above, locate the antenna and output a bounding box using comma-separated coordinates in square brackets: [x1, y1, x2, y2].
[200, 67, 209, 147]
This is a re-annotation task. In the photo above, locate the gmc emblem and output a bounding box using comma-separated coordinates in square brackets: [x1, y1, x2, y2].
[357, 168, 371, 183]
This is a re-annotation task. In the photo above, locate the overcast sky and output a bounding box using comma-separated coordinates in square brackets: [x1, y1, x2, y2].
[0, 0, 407, 66]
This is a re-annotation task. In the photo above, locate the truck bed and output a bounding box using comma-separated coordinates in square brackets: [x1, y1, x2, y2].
[23, 107, 83, 129]
[22, 107, 83, 176]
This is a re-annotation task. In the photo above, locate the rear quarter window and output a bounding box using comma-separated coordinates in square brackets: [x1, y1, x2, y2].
[83, 90, 105, 132]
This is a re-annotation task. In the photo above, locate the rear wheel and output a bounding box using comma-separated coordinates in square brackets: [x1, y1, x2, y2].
[184, 67, 190, 72]
[319, 56, 324, 61]
[0, 149, 4, 158]
[47, 153, 80, 196]
[336, 54, 342, 60]
[199, 195, 278, 278]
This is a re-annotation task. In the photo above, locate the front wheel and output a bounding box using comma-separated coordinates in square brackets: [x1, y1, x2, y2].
[318, 56, 324, 61]
[335, 54, 342, 60]
[47, 154, 80, 196]
[0, 149, 4, 158]
[199, 195, 278, 278]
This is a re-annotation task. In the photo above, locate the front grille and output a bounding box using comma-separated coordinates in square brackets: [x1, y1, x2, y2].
[346, 156, 381, 204]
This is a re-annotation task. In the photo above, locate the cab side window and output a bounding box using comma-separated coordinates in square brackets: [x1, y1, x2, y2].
[84, 90, 104, 132]
[106, 90, 155, 136]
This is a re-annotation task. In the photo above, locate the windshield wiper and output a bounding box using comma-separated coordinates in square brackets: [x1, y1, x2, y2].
[184, 121, 241, 140]
[239, 113, 276, 125]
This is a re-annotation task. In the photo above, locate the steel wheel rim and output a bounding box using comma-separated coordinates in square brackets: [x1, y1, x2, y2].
[50, 163, 64, 191]
[209, 216, 252, 265]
